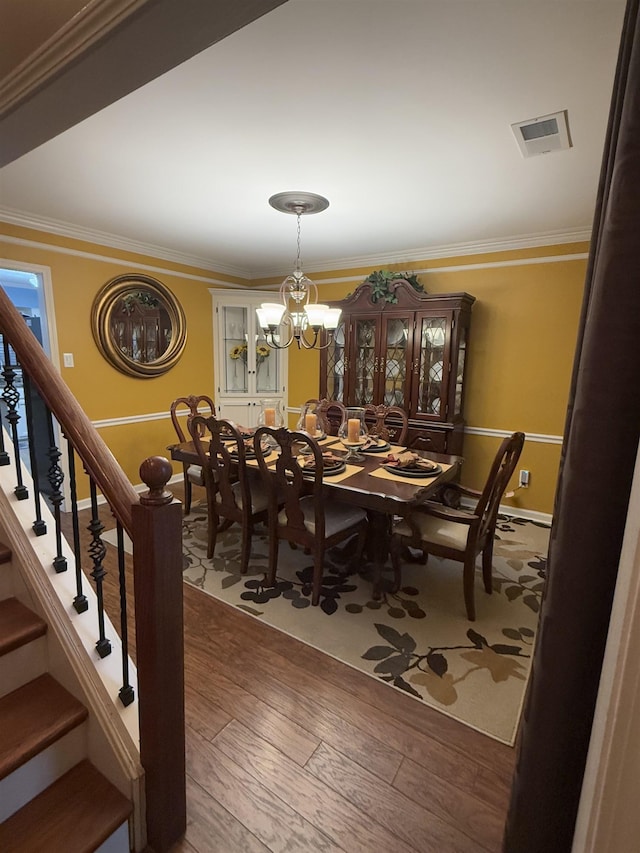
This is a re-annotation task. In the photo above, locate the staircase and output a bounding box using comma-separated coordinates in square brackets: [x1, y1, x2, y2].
[0, 543, 132, 852]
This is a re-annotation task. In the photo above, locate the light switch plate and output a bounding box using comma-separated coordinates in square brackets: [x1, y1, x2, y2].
[63, 353, 74, 368]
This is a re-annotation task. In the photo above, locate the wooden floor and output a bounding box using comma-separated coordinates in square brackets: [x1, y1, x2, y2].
[71, 485, 515, 853]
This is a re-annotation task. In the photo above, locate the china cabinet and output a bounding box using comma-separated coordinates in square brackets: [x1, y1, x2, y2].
[320, 279, 474, 454]
[211, 292, 287, 427]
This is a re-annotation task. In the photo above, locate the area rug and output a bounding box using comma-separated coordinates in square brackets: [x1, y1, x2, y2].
[176, 504, 549, 745]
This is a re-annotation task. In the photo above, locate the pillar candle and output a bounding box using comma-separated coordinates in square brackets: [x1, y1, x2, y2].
[347, 418, 360, 443]
[305, 413, 317, 435]
[264, 407, 276, 427]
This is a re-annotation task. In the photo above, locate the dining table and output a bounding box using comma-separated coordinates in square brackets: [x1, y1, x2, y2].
[167, 433, 463, 598]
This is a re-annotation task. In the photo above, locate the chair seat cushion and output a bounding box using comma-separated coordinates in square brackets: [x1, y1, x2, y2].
[215, 473, 269, 514]
[186, 464, 205, 486]
[394, 512, 471, 552]
[278, 496, 366, 536]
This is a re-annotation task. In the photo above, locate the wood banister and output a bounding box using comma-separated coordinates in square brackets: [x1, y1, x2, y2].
[0, 287, 139, 532]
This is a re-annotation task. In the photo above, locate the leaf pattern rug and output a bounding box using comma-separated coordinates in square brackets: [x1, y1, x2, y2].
[178, 505, 549, 745]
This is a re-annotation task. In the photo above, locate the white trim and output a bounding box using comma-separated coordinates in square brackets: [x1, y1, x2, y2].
[260, 229, 591, 278]
[91, 410, 564, 448]
[1, 207, 589, 282]
[461, 499, 552, 528]
[0, 233, 245, 288]
[465, 427, 563, 445]
[572, 443, 640, 852]
[91, 407, 213, 430]
[0, 208, 250, 279]
[93, 410, 174, 429]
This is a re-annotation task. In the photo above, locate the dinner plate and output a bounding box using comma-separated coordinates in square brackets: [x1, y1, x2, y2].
[361, 440, 391, 454]
[221, 431, 254, 442]
[382, 462, 442, 478]
[303, 460, 346, 477]
[386, 323, 405, 346]
[230, 447, 256, 460]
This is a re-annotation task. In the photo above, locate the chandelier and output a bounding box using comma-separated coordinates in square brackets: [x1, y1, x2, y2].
[256, 192, 341, 349]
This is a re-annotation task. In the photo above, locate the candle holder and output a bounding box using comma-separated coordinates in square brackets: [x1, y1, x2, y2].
[258, 398, 284, 448]
[295, 401, 324, 440]
[338, 406, 367, 461]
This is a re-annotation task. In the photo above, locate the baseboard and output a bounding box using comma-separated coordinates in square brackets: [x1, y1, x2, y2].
[461, 498, 552, 528]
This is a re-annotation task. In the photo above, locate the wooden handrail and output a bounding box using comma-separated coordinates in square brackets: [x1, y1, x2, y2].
[0, 287, 139, 533]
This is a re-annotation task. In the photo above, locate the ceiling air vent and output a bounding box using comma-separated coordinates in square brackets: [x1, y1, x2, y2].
[511, 110, 571, 158]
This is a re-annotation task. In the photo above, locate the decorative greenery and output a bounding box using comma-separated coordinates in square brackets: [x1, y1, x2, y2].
[120, 291, 160, 314]
[364, 269, 424, 304]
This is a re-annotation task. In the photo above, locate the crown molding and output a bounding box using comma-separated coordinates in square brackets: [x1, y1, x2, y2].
[0, 205, 591, 283]
[0, 0, 152, 118]
[267, 227, 593, 278]
[0, 206, 252, 279]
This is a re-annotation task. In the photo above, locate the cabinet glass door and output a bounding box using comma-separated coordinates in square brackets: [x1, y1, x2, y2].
[454, 326, 467, 416]
[351, 317, 378, 405]
[415, 315, 448, 417]
[381, 316, 409, 407]
[324, 319, 346, 402]
[255, 331, 278, 394]
[221, 305, 248, 393]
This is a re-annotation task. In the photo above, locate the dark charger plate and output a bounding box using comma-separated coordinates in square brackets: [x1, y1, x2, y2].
[381, 462, 442, 478]
[303, 459, 346, 477]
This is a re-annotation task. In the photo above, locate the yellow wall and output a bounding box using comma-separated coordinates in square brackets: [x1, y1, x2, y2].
[266, 247, 587, 517]
[1, 222, 238, 496]
[1, 221, 587, 515]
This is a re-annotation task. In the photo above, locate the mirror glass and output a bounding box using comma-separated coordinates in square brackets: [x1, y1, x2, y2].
[92, 275, 187, 377]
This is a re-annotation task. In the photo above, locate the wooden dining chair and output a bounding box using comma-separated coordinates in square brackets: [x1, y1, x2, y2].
[253, 426, 368, 605]
[189, 415, 269, 572]
[170, 394, 216, 514]
[364, 404, 409, 445]
[316, 398, 347, 436]
[389, 432, 525, 620]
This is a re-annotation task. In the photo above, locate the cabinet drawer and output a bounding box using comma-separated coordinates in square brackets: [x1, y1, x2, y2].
[406, 427, 448, 453]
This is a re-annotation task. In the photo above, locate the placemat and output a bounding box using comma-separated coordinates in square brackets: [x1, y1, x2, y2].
[369, 461, 453, 485]
[246, 451, 279, 468]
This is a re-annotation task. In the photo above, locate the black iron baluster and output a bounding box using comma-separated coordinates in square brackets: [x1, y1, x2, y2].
[116, 522, 134, 706]
[45, 410, 67, 573]
[88, 478, 111, 658]
[0, 336, 9, 467]
[1, 339, 28, 498]
[22, 372, 47, 535]
[67, 443, 88, 614]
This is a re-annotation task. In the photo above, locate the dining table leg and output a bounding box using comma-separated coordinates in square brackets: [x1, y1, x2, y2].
[365, 509, 398, 599]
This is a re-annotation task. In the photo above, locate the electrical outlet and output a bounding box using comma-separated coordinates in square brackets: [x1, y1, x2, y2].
[519, 469, 530, 488]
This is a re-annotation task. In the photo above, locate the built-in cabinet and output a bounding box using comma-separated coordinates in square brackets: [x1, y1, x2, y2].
[211, 292, 287, 427]
[320, 279, 474, 454]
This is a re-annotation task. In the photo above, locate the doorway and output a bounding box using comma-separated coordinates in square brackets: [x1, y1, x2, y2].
[0, 262, 64, 499]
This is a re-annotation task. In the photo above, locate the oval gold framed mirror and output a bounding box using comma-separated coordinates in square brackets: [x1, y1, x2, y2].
[91, 274, 187, 377]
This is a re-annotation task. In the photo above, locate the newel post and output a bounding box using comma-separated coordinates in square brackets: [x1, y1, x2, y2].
[132, 457, 186, 852]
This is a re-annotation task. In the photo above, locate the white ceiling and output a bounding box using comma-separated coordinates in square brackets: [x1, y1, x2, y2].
[0, 1, 626, 280]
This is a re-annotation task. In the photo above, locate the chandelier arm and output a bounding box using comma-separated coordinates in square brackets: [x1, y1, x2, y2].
[263, 326, 295, 350]
[298, 327, 322, 349]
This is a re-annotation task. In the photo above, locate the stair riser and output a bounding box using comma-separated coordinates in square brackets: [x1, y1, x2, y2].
[97, 821, 130, 853]
[0, 565, 14, 600]
[0, 723, 86, 822]
[0, 635, 47, 699]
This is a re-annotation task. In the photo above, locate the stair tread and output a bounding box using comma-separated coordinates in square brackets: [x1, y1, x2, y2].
[0, 598, 47, 657]
[0, 759, 132, 852]
[0, 673, 88, 780]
